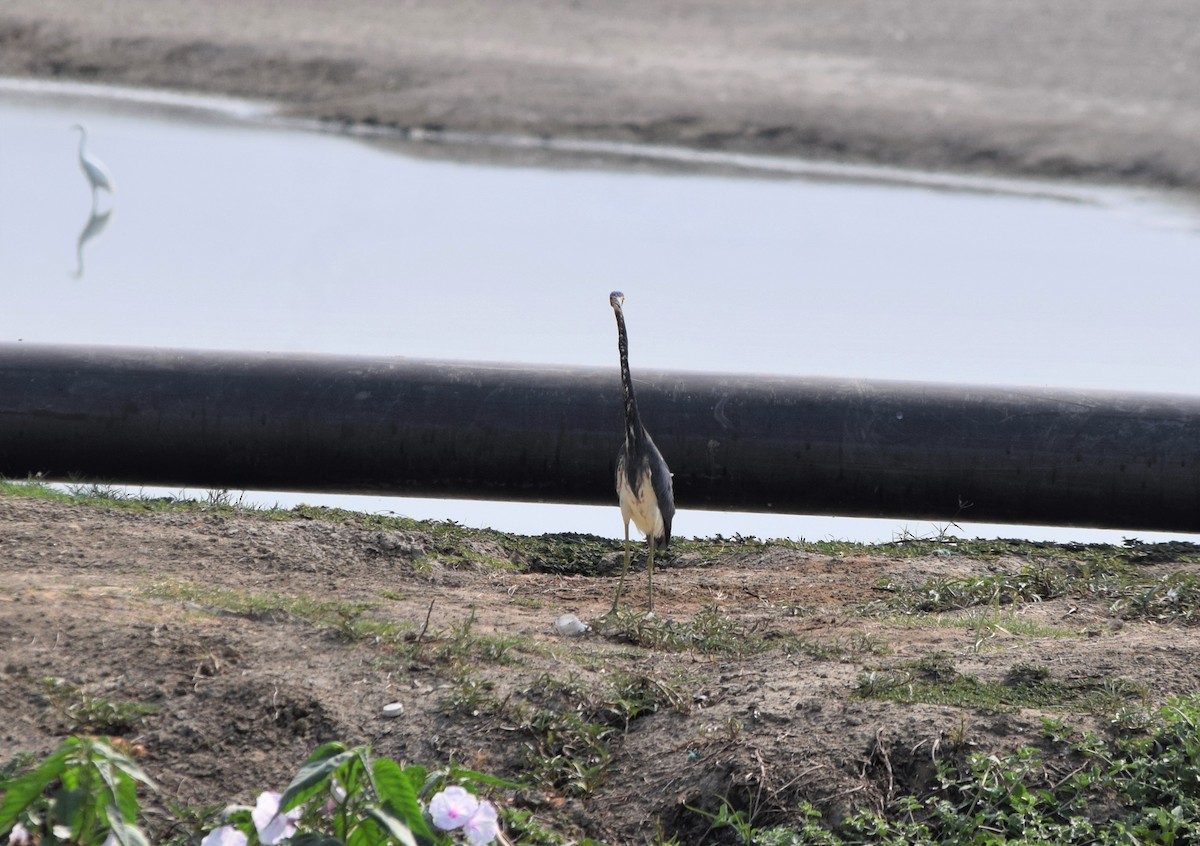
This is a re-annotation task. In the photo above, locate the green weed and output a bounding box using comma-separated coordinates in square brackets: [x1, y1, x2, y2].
[0, 736, 156, 845]
[39, 678, 157, 735]
[781, 631, 892, 660]
[141, 582, 415, 644]
[853, 656, 1145, 714]
[599, 605, 765, 656]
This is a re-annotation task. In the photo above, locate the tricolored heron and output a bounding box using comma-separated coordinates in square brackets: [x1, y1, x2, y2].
[609, 291, 675, 613]
[71, 124, 116, 208]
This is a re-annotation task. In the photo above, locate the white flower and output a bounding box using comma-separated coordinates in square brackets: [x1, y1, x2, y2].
[7, 823, 32, 846]
[429, 786, 479, 831]
[200, 825, 249, 846]
[463, 800, 499, 846]
[252, 791, 300, 845]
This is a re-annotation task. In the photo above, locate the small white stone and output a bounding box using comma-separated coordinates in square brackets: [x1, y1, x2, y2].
[381, 701, 404, 718]
[555, 613, 590, 636]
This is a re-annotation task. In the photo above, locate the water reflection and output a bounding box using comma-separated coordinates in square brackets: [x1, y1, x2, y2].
[72, 205, 113, 278]
[68, 123, 116, 277]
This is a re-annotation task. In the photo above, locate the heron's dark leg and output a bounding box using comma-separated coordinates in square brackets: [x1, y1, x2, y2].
[611, 519, 632, 613]
[646, 537, 655, 612]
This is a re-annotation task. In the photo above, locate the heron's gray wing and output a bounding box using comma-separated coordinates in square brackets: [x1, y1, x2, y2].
[646, 436, 675, 547]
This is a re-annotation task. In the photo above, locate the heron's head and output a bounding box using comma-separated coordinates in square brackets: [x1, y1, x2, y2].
[609, 291, 625, 311]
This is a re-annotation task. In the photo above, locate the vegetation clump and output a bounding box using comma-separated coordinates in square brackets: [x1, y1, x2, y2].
[853, 655, 1146, 714]
[703, 695, 1200, 845]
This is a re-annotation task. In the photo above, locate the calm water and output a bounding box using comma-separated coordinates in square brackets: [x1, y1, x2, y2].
[4, 89, 1200, 544]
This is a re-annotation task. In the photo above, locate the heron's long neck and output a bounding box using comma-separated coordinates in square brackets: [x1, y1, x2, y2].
[76, 130, 86, 158]
[614, 307, 644, 447]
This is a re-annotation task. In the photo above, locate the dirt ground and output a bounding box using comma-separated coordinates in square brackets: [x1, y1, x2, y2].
[2, 0, 1200, 192]
[4, 493, 1200, 843]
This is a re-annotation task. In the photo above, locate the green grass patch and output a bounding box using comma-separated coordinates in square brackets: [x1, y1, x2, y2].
[853, 654, 1146, 713]
[12, 476, 1200, 633]
[706, 694, 1200, 845]
[866, 556, 1200, 626]
[439, 667, 693, 798]
[598, 605, 767, 656]
[879, 610, 1082, 639]
[141, 581, 413, 642]
[9, 476, 1200, 586]
[500, 808, 604, 846]
[0, 477, 297, 519]
[39, 678, 157, 735]
[868, 564, 1072, 614]
[779, 631, 893, 660]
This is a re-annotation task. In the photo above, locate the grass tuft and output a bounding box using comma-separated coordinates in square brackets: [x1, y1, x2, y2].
[853, 654, 1146, 714]
[597, 605, 766, 656]
[39, 678, 157, 735]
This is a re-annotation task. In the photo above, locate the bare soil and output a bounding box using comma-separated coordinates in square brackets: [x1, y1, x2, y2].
[4, 493, 1200, 843]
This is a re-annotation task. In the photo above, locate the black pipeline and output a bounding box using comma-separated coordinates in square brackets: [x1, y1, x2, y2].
[1, 343, 1198, 532]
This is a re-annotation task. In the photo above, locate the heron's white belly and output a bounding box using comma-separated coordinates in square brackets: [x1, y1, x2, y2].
[618, 472, 664, 540]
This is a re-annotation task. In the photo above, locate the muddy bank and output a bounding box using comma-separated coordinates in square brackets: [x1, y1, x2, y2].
[2, 0, 1198, 191]
[5, 491, 1200, 842]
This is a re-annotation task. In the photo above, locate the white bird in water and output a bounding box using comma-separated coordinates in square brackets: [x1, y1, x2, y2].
[71, 124, 116, 209]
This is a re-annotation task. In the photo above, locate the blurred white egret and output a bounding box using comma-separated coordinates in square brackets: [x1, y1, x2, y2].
[72, 206, 114, 279]
[71, 124, 115, 207]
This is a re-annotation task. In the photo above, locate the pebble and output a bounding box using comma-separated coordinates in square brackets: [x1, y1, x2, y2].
[555, 613, 590, 636]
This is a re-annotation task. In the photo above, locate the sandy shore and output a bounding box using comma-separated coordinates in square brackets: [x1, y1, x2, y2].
[2, 0, 1198, 192]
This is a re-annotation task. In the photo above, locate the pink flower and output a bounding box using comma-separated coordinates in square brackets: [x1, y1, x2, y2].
[462, 800, 499, 846]
[7, 823, 32, 846]
[200, 826, 249, 846]
[252, 791, 300, 845]
[429, 786, 479, 831]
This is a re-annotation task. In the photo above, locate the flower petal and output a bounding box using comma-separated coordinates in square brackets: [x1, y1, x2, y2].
[252, 791, 301, 845]
[251, 791, 282, 831]
[429, 785, 479, 831]
[463, 800, 500, 846]
[200, 825, 249, 846]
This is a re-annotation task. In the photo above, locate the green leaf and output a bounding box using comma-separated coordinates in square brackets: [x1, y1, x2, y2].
[449, 765, 526, 791]
[401, 766, 427, 795]
[105, 805, 151, 846]
[336, 752, 370, 800]
[0, 740, 77, 833]
[218, 807, 257, 837]
[92, 758, 138, 825]
[59, 764, 81, 793]
[371, 760, 432, 842]
[363, 805, 418, 846]
[93, 743, 157, 792]
[289, 834, 346, 846]
[346, 823, 373, 846]
[112, 772, 140, 826]
[279, 745, 357, 813]
[51, 786, 87, 837]
[307, 742, 354, 763]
